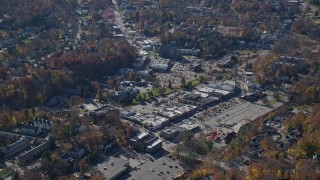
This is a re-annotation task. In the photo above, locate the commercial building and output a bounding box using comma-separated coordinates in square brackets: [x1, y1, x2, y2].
[89, 105, 120, 124]
[149, 58, 171, 72]
[96, 156, 129, 180]
[207, 80, 235, 92]
[132, 56, 150, 69]
[122, 113, 169, 131]
[161, 121, 200, 140]
[19, 141, 49, 164]
[146, 138, 162, 154]
[158, 103, 197, 121]
[0, 137, 30, 159]
[129, 132, 162, 153]
[160, 127, 180, 140]
[177, 121, 200, 132]
[179, 93, 220, 108]
[216, 54, 235, 68]
[199, 80, 236, 99]
[127, 156, 185, 180]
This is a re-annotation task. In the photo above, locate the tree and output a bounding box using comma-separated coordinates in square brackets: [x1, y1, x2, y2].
[147, 91, 154, 98]
[183, 130, 193, 146]
[181, 77, 186, 87]
[0, 67, 7, 80]
[204, 141, 214, 152]
[159, 87, 166, 96]
[63, 143, 73, 153]
[183, 151, 198, 166]
[36, 91, 47, 105]
[198, 75, 206, 83]
[96, 89, 103, 102]
[48, 136, 56, 150]
[79, 159, 88, 176]
[40, 158, 54, 177]
[143, 122, 149, 129]
[54, 159, 70, 176]
[168, 79, 172, 89]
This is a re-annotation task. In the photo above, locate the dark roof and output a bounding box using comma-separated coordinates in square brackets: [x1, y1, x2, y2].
[21, 125, 39, 132]
[184, 93, 201, 101]
[1, 138, 29, 153]
[97, 157, 129, 179]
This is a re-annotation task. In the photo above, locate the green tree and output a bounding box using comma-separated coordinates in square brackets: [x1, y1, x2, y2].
[96, 89, 103, 102]
[181, 77, 186, 88]
[136, 94, 143, 101]
[54, 159, 70, 176]
[36, 91, 47, 105]
[143, 122, 149, 129]
[204, 141, 214, 152]
[148, 91, 154, 98]
[184, 151, 197, 166]
[48, 136, 56, 150]
[168, 79, 172, 89]
[183, 130, 194, 146]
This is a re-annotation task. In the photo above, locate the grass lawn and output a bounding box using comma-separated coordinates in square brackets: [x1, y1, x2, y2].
[238, 50, 254, 54]
[133, 87, 174, 104]
[0, 169, 11, 178]
[186, 76, 206, 88]
[257, 50, 270, 54]
[188, 79, 201, 86]
[295, 105, 309, 111]
[267, 98, 278, 107]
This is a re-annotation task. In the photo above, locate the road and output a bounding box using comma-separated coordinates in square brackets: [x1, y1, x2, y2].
[111, 0, 136, 47]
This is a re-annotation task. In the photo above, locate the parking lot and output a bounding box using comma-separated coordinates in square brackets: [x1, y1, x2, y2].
[190, 98, 273, 132]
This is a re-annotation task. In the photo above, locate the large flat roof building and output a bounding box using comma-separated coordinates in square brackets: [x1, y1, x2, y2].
[161, 127, 180, 140]
[149, 58, 170, 72]
[89, 105, 120, 124]
[0, 137, 30, 159]
[19, 141, 49, 164]
[97, 156, 129, 180]
[123, 113, 169, 131]
[158, 103, 197, 120]
[129, 132, 163, 153]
